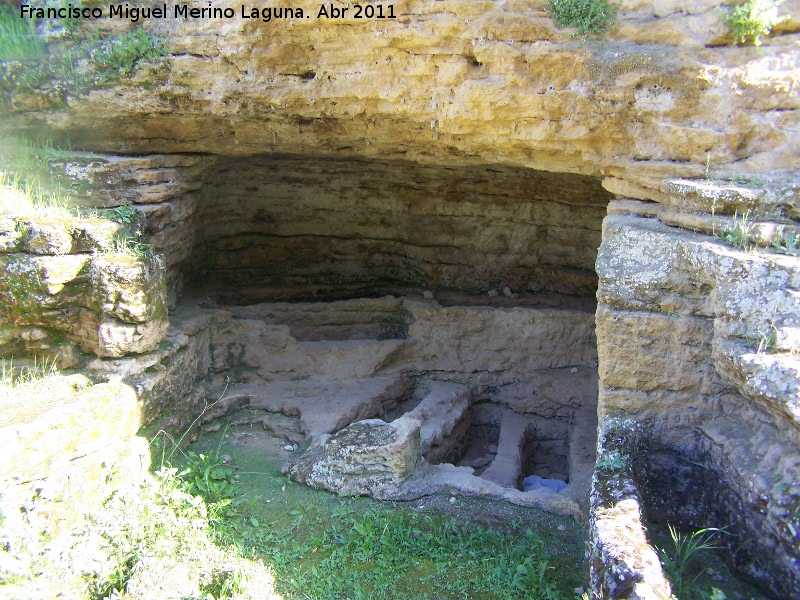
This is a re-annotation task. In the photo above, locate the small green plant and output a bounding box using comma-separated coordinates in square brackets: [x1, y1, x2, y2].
[657, 525, 724, 600]
[110, 202, 138, 224]
[179, 425, 239, 504]
[723, 0, 785, 46]
[548, 0, 619, 38]
[94, 29, 168, 80]
[0, 5, 47, 61]
[756, 330, 776, 354]
[595, 450, 628, 471]
[180, 449, 238, 504]
[772, 230, 800, 256]
[728, 174, 767, 187]
[84, 467, 243, 599]
[717, 210, 755, 250]
[109, 230, 152, 258]
[199, 567, 247, 599]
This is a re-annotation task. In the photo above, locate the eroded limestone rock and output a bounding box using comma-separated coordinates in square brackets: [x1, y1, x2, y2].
[290, 418, 422, 499]
[594, 213, 800, 596]
[0, 250, 169, 359]
[4, 1, 799, 197]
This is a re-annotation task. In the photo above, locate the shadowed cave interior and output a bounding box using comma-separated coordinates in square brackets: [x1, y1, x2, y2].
[155, 155, 616, 506]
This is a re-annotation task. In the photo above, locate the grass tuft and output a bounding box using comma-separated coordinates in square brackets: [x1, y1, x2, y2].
[657, 525, 725, 600]
[771, 229, 800, 256]
[1, 355, 60, 387]
[717, 210, 755, 251]
[0, 5, 47, 61]
[2, 9, 169, 108]
[94, 29, 168, 81]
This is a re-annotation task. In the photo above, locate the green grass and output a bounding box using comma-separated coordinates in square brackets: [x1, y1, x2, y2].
[548, 0, 619, 38]
[1, 8, 168, 107]
[82, 467, 272, 600]
[0, 135, 74, 190]
[727, 175, 767, 188]
[0, 5, 47, 61]
[0, 355, 60, 387]
[717, 210, 755, 251]
[94, 29, 168, 81]
[0, 136, 83, 218]
[0, 137, 152, 258]
[656, 525, 726, 600]
[771, 230, 800, 256]
[9, 437, 584, 599]
[146, 427, 587, 600]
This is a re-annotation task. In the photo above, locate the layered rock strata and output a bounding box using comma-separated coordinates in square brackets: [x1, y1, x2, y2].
[0, 208, 168, 361]
[3, 0, 799, 196]
[592, 194, 800, 597]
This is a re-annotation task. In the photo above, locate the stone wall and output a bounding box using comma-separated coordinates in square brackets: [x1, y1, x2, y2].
[592, 187, 800, 596]
[48, 152, 207, 305]
[192, 155, 611, 300]
[25, 153, 612, 306]
[0, 204, 169, 362]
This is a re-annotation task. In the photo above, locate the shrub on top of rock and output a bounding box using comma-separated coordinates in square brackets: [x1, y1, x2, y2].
[547, 0, 619, 38]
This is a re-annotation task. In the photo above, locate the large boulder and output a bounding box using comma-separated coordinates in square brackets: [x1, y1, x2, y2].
[290, 417, 422, 499]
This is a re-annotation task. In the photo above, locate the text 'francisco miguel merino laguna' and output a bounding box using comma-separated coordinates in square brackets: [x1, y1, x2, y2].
[19, 3, 397, 22]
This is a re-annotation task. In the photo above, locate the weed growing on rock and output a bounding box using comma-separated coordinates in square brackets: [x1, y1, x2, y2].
[771, 230, 800, 256]
[94, 30, 168, 81]
[0, 136, 92, 220]
[595, 450, 628, 472]
[548, 0, 619, 38]
[1, 138, 158, 257]
[0, 356, 60, 387]
[123, 233, 152, 258]
[756, 331, 777, 354]
[728, 174, 768, 188]
[107, 210, 153, 257]
[109, 203, 138, 225]
[717, 210, 755, 251]
[1, 10, 168, 108]
[723, 0, 785, 46]
[657, 525, 725, 600]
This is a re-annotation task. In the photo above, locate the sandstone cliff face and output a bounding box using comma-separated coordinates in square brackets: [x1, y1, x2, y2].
[2, 0, 799, 195]
[593, 203, 800, 597]
[0, 207, 168, 360]
[192, 155, 611, 300]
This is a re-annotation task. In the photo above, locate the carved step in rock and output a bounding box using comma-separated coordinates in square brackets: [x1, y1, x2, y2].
[397, 381, 470, 457]
[481, 411, 531, 489]
[199, 373, 413, 443]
